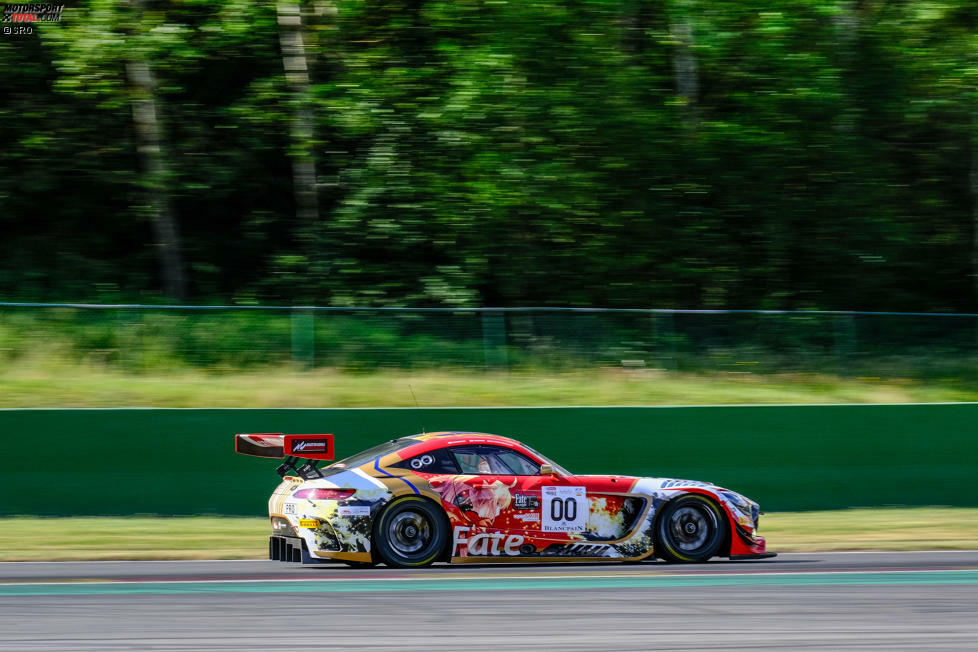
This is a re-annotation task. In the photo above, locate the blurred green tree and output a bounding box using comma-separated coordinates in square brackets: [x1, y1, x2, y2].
[0, 0, 975, 311]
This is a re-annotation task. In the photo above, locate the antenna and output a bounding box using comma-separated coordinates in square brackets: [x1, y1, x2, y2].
[408, 383, 424, 433]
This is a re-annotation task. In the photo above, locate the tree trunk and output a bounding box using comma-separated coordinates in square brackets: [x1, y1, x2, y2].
[833, 1, 858, 133]
[669, 2, 698, 126]
[126, 54, 186, 301]
[971, 129, 978, 309]
[277, 2, 320, 250]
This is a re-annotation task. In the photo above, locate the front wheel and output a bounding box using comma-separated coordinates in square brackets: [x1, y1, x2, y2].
[654, 494, 726, 563]
[373, 496, 448, 568]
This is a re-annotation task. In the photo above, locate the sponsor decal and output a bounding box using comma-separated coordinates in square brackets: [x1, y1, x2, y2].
[283, 502, 296, 515]
[513, 493, 540, 510]
[661, 480, 714, 489]
[541, 485, 587, 533]
[337, 505, 371, 517]
[284, 434, 334, 460]
[293, 440, 327, 452]
[409, 454, 434, 470]
[298, 518, 319, 528]
[271, 517, 292, 533]
[452, 526, 524, 556]
[513, 512, 541, 523]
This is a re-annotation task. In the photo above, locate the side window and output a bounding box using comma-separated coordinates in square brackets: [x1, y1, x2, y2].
[451, 447, 494, 474]
[450, 446, 541, 475]
[495, 450, 541, 475]
[394, 449, 458, 474]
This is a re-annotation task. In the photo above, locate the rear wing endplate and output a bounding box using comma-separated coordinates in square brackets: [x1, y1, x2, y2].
[235, 433, 334, 479]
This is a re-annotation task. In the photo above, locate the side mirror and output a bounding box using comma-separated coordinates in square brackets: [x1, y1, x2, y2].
[540, 463, 557, 476]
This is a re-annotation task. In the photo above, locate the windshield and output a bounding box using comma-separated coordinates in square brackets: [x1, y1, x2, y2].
[520, 443, 572, 476]
[328, 438, 418, 470]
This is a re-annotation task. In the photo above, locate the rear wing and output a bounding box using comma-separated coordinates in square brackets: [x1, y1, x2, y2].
[235, 433, 334, 479]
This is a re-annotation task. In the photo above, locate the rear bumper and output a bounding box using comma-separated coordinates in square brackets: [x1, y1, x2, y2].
[268, 535, 368, 564]
[269, 535, 304, 562]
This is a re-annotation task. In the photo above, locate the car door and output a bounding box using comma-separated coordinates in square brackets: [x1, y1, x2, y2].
[511, 468, 643, 558]
[444, 445, 586, 541]
[441, 445, 522, 531]
[457, 447, 642, 553]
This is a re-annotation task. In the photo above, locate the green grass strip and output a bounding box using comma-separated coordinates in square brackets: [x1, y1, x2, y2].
[3, 367, 978, 408]
[1, 507, 977, 562]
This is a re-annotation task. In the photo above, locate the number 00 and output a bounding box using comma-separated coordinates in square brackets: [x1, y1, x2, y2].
[550, 497, 578, 521]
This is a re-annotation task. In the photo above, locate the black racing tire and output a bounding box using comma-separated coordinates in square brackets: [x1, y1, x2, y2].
[653, 494, 726, 563]
[372, 496, 448, 568]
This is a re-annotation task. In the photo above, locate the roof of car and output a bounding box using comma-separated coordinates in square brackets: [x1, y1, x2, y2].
[385, 431, 532, 458]
[407, 431, 522, 446]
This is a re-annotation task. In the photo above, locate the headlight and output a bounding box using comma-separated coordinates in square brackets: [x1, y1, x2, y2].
[720, 490, 751, 514]
[724, 492, 762, 531]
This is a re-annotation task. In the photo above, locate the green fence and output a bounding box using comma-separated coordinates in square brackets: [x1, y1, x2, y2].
[2, 404, 975, 516]
[4, 303, 978, 378]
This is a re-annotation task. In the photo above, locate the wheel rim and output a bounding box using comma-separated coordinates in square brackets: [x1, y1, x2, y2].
[387, 510, 433, 556]
[668, 504, 716, 553]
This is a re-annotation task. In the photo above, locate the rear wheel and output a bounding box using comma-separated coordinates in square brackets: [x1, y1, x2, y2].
[373, 496, 448, 568]
[654, 494, 726, 563]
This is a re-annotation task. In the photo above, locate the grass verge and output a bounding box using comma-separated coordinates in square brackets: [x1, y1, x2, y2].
[762, 507, 978, 552]
[0, 517, 270, 561]
[2, 367, 978, 407]
[1, 508, 975, 561]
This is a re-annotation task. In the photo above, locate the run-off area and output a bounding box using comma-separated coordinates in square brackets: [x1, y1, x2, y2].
[0, 582, 976, 651]
[1, 553, 977, 651]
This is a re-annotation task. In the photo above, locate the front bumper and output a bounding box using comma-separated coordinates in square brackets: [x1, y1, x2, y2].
[731, 552, 777, 560]
[730, 522, 772, 558]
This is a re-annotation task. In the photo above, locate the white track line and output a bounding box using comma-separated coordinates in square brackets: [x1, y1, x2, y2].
[3, 568, 977, 588]
[4, 550, 978, 565]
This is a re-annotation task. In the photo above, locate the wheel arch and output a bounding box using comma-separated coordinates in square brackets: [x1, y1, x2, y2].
[652, 489, 732, 560]
[372, 493, 453, 566]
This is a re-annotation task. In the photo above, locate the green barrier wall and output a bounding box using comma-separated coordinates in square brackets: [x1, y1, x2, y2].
[1, 404, 975, 516]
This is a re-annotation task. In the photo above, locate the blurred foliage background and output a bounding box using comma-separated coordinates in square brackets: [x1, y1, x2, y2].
[2, 0, 978, 312]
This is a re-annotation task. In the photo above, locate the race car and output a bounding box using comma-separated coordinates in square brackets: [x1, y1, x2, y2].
[235, 431, 773, 567]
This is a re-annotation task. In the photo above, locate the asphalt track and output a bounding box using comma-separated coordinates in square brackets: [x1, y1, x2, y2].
[2, 551, 977, 651]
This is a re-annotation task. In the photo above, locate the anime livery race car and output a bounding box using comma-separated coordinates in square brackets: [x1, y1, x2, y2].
[235, 431, 774, 568]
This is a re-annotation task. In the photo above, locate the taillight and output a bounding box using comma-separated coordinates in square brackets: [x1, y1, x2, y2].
[293, 488, 355, 500]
